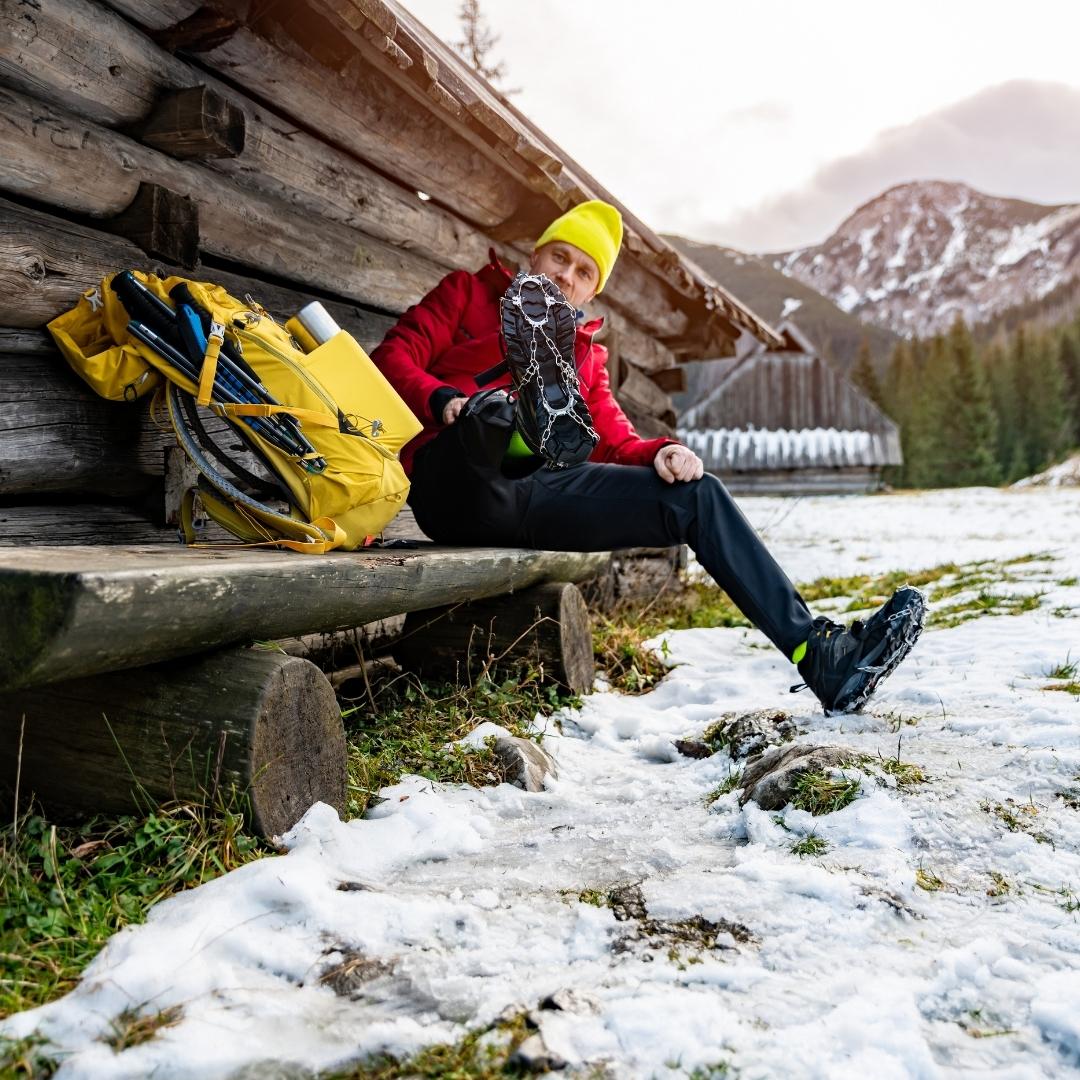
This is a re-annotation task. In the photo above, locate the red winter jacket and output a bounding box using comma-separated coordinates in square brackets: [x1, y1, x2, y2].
[371, 253, 676, 475]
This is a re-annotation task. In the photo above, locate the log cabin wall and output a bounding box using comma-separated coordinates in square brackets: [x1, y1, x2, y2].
[0, 0, 787, 541]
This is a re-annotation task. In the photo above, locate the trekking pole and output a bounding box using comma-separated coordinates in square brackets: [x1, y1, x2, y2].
[127, 321, 307, 460]
[113, 274, 324, 469]
[172, 302, 325, 469]
[167, 282, 325, 472]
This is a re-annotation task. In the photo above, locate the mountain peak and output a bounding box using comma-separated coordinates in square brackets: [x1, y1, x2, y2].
[775, 179, 1080, 336]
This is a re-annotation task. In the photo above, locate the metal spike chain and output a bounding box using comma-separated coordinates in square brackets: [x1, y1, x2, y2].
[511, 289, 598, 461]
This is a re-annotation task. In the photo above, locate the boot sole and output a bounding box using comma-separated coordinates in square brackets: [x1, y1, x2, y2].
[500, 272, 598, 468]
[828, 586, 927, 715]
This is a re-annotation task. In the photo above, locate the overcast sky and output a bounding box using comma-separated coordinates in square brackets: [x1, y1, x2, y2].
[398, 0, 1080, 252]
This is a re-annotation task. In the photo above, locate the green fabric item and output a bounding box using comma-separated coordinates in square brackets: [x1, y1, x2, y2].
[503, 428, 535, 459]
[791, 640, 807, 665]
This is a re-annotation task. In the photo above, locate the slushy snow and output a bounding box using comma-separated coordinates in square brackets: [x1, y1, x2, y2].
[4, 487, 1080, 1079]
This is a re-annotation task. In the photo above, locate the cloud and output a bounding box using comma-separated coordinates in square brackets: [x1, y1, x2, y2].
[713, 99, 793, 129]
[698, 80, 1080, 252]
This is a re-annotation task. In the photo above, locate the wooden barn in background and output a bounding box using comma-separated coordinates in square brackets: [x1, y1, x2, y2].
[675, 323, 903, 494]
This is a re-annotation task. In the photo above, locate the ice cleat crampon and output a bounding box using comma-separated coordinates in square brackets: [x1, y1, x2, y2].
[499, 272, 598, 469]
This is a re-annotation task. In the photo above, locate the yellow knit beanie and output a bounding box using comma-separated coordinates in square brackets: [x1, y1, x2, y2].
[534, 199, 623, 293]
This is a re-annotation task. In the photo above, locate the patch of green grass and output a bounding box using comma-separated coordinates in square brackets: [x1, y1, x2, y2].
[591, 610, 672, 693]
[105, 1005, 184, 1052]
[851, 753, 927, 787]
[577, 889, 606, 907]
[981, 799, 1052, 845]
[959, 1008, 1017, 1039]
[790, 771, 861, 816]
[328, 1012, 534, 1078]
[934, 589, 1046, 630]
[344, 669, 575, 817]
[789, 834, 829, 858]
[1004, 552, 1055, 566]
[1059, 577, 1079, 588]
[0, 1035, 59, 1077]
[1051, 606, 1075, 619]
[1043, 655, 1078, 680]
[987, 872, 1014, 897]
[796, 554, 1053, 631]
[706, 770, 743, 804]
[0, 803, 265, 1019]
[1043, 680, 1080, 696]
[591, 583, 749, 693]
[916, 867, 948, 892]
[1058, 887, 1079, 914]
[799, 564, 960, 609]
[686, 1065, 735, 1079]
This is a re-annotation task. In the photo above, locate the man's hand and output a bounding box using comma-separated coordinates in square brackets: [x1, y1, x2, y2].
[654, 444, 704, 484]
[442, 396, 467, 426]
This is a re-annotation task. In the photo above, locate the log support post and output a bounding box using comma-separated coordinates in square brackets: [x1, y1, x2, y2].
[107, 182, 199, 268]
[163, 445, 197, 528]
[395, 582, 594, 694]
[140, 85, 247, 159]
[0, 649, 346, 838]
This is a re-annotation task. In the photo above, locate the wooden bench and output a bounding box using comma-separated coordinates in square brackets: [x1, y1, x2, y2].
[0, 541, 608, 835]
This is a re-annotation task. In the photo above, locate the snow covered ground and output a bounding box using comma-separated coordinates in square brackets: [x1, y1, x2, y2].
[5, 487, 1080, 1079]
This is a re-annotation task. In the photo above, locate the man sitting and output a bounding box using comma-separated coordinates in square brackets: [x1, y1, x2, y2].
[371, 200, 923, 714]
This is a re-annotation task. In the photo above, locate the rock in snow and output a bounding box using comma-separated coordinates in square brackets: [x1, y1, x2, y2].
[738, 743, 854, 810]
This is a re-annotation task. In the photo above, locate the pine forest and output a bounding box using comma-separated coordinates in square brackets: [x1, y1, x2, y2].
[852, 312, 1080, 487]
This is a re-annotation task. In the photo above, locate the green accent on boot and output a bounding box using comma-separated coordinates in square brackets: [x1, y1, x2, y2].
[503, 428, 535, 459]
[791, 640, 808, 665]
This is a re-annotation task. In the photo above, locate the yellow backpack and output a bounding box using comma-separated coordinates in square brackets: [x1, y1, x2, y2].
[49, 271, 422, 552]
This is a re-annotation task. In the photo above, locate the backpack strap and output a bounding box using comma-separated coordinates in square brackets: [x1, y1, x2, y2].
[169, 385, 346, 554]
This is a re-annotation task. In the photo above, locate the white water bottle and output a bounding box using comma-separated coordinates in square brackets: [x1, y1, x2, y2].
[296, 301, 341, 345]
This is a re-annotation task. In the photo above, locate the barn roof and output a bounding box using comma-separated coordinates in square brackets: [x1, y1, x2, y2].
[294, 0, 788, 355]
[679, 427, 902, 472]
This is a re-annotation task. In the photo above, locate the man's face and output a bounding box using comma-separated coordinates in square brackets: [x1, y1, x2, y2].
[529, 242, 600, 308]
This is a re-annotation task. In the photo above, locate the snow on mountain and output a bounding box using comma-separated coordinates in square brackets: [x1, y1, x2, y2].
[773, 181, 1080, 337]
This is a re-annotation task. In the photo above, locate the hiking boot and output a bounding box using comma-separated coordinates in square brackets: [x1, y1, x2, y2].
[794, 585, 926, 715]
[500, 272, 598, 468]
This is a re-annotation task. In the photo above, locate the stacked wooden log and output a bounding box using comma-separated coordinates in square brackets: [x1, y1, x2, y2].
[0, 0, 786, 544]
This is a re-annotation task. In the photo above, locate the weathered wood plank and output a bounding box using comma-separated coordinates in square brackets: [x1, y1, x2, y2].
[0, 543, 611, 690]
[0, 504, 172, 545]
[0, 198, 150, 329]
[175, 18, 522, 227]
[0, 648, 346, 837]
[0, 0, 185, 125]
[396, 582, 594, 693]
[1, 0, 522, 226]
[0, 5, 500, 274]
[0, 90, 447, 314]
[0, 352, 167, 497]
[106, 182, 200, 268]
[0, 327, 53, 355]
[103, 0, 203, 31]
[275, 615, 406, 671]
[618, 364, 677, 429]
[647, 366, 687, 394]
[140, 84, 246, 159]
[0, 194, 397, 340]
[597, 308, 678, 374]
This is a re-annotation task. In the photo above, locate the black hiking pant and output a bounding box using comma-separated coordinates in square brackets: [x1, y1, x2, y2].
[408, 402, 814, 657]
